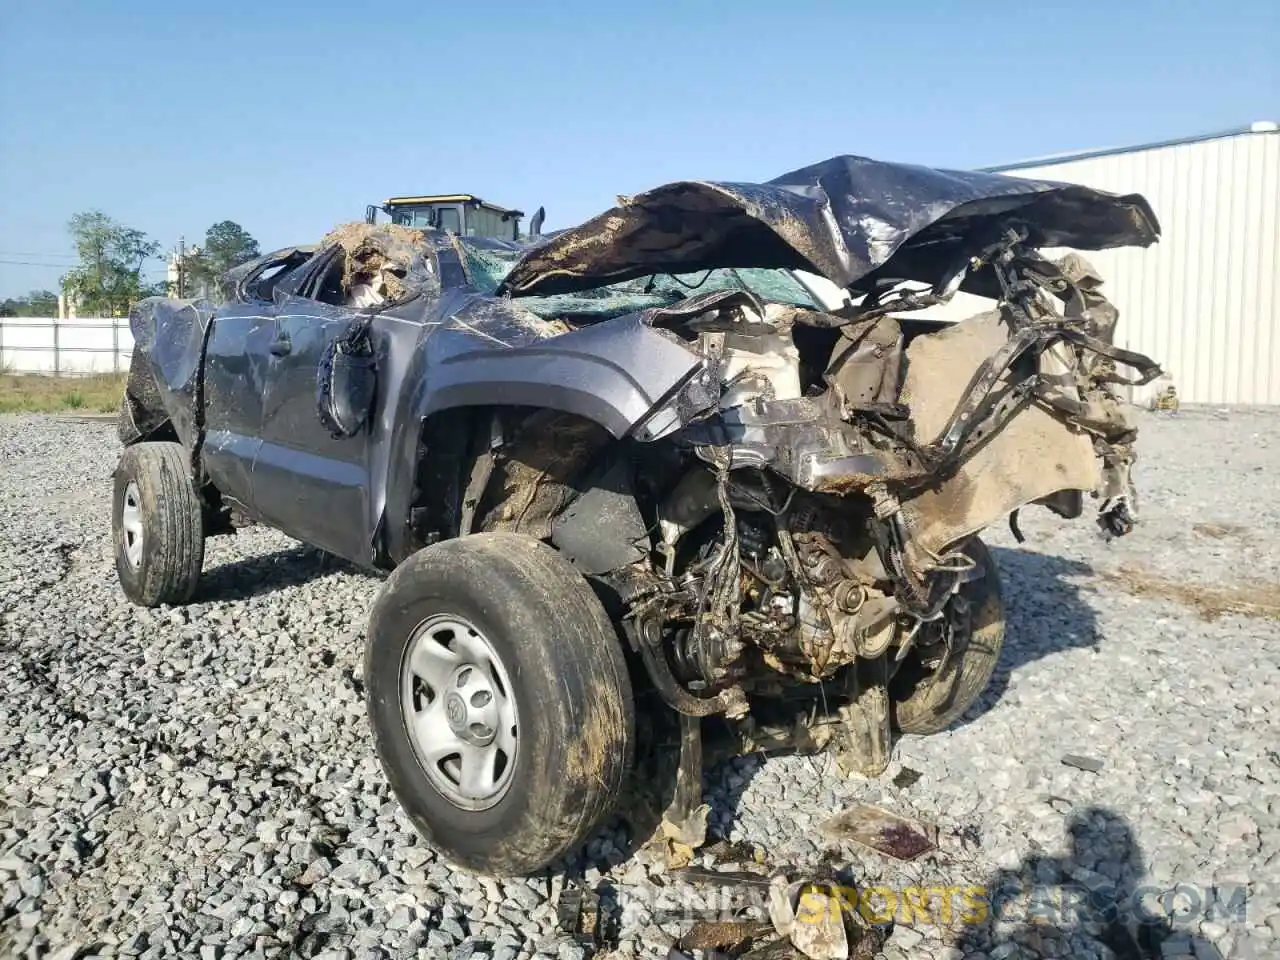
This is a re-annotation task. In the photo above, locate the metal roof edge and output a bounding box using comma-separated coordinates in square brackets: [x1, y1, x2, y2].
[384, 194, 482, 204]
[980, 121, 1279, 173]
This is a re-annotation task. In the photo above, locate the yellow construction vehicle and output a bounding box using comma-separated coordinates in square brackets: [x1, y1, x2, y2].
[364, 194, 544, 241]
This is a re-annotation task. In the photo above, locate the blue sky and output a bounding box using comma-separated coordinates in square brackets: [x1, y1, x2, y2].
[1, 0, 1275, 298]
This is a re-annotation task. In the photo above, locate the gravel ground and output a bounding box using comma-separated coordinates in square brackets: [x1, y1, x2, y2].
[1, 408, 1277, 960]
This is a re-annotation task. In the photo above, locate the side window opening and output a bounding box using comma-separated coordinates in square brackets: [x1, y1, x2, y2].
[291, 246, 347, 307]
[252, 264, 290, 299]
[313, 259, 347, 306]
[238, 251, 313, 302]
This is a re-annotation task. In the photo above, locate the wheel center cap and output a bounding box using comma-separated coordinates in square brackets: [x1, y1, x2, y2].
[445, 692, 468, 732]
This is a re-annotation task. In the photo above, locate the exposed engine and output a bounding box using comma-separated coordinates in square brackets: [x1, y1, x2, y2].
[654, 468, 899, 688]
[469, 231, 1160, 793]
[622, 234, 1160, 714]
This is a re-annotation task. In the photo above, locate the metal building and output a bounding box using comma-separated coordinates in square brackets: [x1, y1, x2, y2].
[933, 122, 1280, 406]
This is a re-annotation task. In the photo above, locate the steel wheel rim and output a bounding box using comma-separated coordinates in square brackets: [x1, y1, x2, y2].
[121, 481, 144, 568]
[400, 614, 519, 811]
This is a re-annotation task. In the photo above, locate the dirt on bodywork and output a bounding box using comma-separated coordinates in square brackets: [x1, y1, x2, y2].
[476, 410, 612, 539]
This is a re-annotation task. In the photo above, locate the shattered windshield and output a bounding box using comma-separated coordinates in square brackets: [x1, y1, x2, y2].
[461, 243, 819, 320]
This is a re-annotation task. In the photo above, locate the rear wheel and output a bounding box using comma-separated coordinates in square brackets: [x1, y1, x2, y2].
[365, 533, 634, 875]
[112, 442, 205, 607]
[891, 538, 1005, 735]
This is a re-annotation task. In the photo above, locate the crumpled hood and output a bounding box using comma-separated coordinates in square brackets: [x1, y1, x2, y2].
[499, 154, 1159, 297]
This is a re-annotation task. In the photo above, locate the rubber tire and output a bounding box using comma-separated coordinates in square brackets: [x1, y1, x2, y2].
[892, 538, 1005, 735]
[365, 533, 635, 876]
[112, 442, 205, 607]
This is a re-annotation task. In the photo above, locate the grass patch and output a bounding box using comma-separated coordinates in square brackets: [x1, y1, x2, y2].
[0, 373, 127, 414]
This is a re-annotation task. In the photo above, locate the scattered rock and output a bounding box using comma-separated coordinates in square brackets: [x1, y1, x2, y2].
[1061, 754, 1105, 773]
[1, 405, 1277, 959]
[891, 768, 922, 789]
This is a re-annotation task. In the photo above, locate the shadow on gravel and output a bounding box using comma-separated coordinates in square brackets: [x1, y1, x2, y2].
[200, 544, 367, 601]
[702, 748, 769, 846]
[952, 805, 1227, 959]
[955, 547, 1101, 729]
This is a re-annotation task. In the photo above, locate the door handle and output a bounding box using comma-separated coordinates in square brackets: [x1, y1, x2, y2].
[269, 335, 292, 357]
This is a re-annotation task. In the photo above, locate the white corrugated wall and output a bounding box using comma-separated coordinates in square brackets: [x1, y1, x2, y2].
[925, 127, 1280, 406]
[0, 316, 133, 374]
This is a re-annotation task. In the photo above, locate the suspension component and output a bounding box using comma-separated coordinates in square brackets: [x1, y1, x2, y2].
[669, 625, 746, 687]
[631, 618, 748, 718]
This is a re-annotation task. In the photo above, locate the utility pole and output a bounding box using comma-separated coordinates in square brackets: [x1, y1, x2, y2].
[177, 236, 186, 298]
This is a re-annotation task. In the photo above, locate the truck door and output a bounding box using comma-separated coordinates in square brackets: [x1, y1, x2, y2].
[196, 250, 313, 512]
[200, 308, 275, 511]
[251, 255, 377, 565]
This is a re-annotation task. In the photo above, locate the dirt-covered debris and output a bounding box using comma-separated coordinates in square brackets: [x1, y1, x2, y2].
[1105, 565, 1280, 620]
[319, 222, 431, 305]
[477, 410, 611, 538]
[679, 918, 774, 953]
[818, 803, 936, 861]
[1192, 522, 1252, 540]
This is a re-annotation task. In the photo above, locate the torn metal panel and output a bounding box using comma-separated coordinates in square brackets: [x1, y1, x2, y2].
[499, 154, 1159, 297]
[823, 316, 905, 413]
[117, 343, 175, 445]
[125, 297, 216, 450]
[896, 308, 1102, 564]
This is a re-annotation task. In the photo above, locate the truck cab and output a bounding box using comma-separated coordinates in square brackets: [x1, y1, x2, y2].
[365, 194, 526, 241]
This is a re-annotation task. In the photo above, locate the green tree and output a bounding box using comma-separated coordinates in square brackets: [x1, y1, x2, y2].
[61, 210, 161, 316]
[0, 289, 59, 317]
[183, 221, 260, 298]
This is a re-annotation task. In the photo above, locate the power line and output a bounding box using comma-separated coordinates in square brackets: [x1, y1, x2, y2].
[0, 251, 78, 260]
[0, 260, 71, 268]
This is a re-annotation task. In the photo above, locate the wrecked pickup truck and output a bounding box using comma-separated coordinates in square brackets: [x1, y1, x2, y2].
[113, 154, 1161, 876]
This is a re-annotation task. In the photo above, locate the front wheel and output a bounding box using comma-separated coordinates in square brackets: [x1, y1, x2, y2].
[365, 533, 635, 876]
[891, 538, 1005, 735]
[112, 442, 205, 607]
